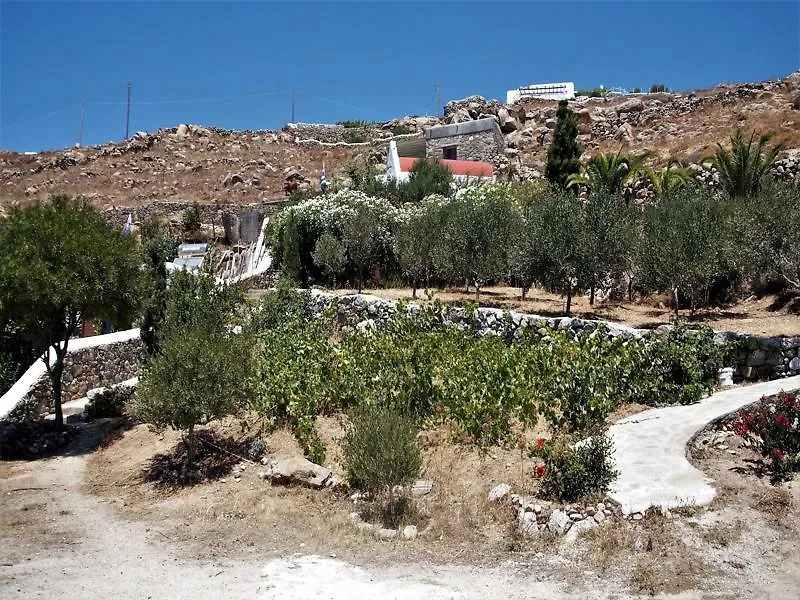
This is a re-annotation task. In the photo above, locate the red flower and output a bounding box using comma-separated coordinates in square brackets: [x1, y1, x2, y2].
[535, 438, 545, 451]
[534, 465, 546, 478]
[770, 447, 785, 462]
[774, 414, 790, 428]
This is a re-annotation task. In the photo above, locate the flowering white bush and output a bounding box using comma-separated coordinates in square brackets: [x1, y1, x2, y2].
[269, 190, 399, 283]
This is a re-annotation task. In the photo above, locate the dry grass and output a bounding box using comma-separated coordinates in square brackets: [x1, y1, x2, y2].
[84, 415, 539, 566]
[752, 487, 793, 519]
[702, 518, 745, 548]
[584, 509, 709, 596]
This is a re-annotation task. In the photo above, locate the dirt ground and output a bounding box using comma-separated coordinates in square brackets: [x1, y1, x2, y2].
[324, 285, 800, 338]
[1, 413, 798, 599]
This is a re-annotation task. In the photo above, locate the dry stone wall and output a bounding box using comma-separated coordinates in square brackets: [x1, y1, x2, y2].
[24, 339, 142, 417]
[100, 200, 281, 227]
[1, 332, 143, 421]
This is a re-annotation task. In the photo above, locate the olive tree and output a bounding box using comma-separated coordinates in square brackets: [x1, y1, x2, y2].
[580, 191, 636, 305]
[639, 188, 728, 315]
[131, 270, 251, 467]
[0, 195, 143, 427]
[312, 233, 347, 289]
[440, 185, 521, 302]
[395, 197, 448, 297]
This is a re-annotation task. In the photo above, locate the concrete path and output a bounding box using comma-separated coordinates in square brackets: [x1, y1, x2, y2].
[609, 376, 800, 515]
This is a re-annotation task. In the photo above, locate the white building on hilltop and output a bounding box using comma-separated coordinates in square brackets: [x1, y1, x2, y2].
[506, 82, 575, 104]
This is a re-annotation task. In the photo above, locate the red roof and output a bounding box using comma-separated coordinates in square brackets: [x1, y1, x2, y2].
[398, 157, 493, 177]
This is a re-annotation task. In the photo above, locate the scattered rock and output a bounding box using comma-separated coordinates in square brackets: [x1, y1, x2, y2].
[565, 517, 598, 541]
[488, 483, 511, 502]
[548, 509, 572, 536]
[262, 456, 332, 489]
[402, 525, 418, 540]
[377, 528, 398, 540]
[411, 479, 433, 497]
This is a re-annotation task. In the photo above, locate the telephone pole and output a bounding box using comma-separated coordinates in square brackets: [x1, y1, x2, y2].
[435, 83, 440, 118]
[78, 102, 85, 147]
[125, 82, 132, 139]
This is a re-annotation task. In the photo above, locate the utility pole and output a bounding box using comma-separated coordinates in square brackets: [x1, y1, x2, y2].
[291, 90, 295, 124]
[435, 83, 440, 118]
[78, 102, 85, 147]
[125, 81, 132, 139]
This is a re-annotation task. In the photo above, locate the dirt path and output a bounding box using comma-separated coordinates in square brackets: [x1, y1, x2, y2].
[2, 422, 798, 599]
[0, 428, 625, 600]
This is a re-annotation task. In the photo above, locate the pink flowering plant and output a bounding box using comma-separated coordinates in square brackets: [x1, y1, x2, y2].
[732, 391, 800, 479]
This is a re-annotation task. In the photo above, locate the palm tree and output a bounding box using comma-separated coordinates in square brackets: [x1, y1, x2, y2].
[567, 148, 650, 196]
[708, 130, 782, 199]
[646, 158, 693, 199]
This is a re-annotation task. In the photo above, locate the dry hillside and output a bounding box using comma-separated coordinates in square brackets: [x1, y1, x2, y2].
[1, 71, 798, 211]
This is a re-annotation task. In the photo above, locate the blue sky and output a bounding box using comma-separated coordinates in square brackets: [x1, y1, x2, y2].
[1, 1, 798, 152]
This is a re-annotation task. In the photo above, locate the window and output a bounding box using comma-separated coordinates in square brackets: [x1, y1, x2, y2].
[442, 146, 457, 160]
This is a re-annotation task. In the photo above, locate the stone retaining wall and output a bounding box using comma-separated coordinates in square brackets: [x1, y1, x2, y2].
[101, 200, 281, 227]
[284, 123, 377, 144]
[0, 329, 142, 421]
[307, 291, 800, 382]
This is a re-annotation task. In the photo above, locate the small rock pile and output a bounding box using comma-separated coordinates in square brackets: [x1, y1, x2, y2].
[488, 483, 620, 541]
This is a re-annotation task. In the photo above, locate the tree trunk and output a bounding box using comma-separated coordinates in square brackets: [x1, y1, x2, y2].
[521, 286, 527, 301]
[628, 277, 633, 303]
[672, 286, 680, 318]
[185, 424, 196, 468]
[50, 361, 64, 429]
[590, 284, 596, 306]
[475, 282, 481, 303]
[565, 283, 573, 316]
[412, 277, 418, 299]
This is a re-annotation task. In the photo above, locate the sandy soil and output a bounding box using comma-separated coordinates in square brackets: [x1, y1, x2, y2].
[323, 285, 800, 337]
[2, 416, 799, 599]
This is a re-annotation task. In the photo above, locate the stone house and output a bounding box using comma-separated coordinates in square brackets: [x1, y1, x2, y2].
[423, 118, 505, 164]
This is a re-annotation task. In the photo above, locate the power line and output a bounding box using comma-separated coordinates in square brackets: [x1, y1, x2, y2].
[0, 104, 82, 130]
[89, 89, 290, 106]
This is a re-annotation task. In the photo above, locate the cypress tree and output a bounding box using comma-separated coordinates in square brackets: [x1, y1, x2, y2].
[545, 100, 582, 189]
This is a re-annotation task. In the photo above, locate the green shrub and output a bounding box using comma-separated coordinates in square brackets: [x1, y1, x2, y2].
[391, 124, 413, 136]
[397, 158, 453, 204]
[250, 319, 335, 462]
[530, 432, 618, 501]
[182, 203, 203, 234]
[255, 280, 312, 330]
[85, 386, 134, 420]
[633, 323, 725, 405]
[343, 129, 367, 144]
[533, 330, 635, 432]
[337, 120, 372, 128]
[139, 215, 170, 241]
[341, 404, 421, 525]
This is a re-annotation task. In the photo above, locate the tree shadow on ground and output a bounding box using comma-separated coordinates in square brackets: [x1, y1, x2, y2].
[0, 417, 131, 461]
[767, 292, 800, 314]
[141, 430, 251, 491]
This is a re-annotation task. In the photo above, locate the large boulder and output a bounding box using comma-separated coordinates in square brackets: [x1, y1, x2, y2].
[615, 98, 644, 114]
[262, 456, 332, 489]
[497, 107, 519, 133]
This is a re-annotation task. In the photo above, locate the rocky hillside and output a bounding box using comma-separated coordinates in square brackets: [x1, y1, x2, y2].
[445, 70, 800, 176]
[1, 71, 798, 213]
